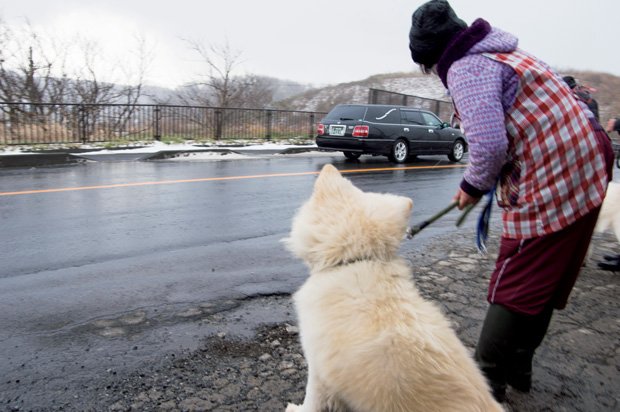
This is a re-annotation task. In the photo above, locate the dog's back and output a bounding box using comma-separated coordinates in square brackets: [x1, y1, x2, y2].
[294, 259, 501, 412]
[595, 181, 620, 241]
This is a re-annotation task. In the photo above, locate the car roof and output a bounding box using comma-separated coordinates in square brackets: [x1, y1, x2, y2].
[334, 103, 434, 114]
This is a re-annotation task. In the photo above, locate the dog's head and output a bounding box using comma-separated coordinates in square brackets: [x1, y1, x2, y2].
[283, 164, 413, 271]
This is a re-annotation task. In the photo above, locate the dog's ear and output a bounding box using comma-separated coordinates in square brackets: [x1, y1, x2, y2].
[320, 163, 339, 174]
[315, 164, 341, 185]
[364, 192, 413, 238]
[313, 164, 348, 201]
[405, 198, 413, 212]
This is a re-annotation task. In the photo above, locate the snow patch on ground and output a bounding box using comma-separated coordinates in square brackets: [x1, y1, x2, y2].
[0, 147, 41, 156]
[0, 141, 320, 156]
[79, 142, 206, 155]
[164, 147, 336, 161]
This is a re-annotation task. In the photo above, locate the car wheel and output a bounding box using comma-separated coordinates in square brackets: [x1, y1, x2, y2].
[343, 151, 361, 160]
[389, 139, 409, 163]
[448, 139, 465, 162]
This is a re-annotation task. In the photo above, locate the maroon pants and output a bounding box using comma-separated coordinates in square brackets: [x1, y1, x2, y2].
[488, 207, 600, 315]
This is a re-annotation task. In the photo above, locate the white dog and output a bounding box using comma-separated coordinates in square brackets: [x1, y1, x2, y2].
[594, 181, 620, 241]
[586, 181, 620, 265]
[283, 164, 502, 412]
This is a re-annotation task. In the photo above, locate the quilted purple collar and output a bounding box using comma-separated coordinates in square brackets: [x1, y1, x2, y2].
[436, 18, 492, 87]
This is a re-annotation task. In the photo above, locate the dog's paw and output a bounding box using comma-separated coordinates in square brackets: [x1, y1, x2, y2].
[285, 403, 300, 412]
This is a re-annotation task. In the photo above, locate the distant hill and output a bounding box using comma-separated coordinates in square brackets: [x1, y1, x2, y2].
[136, 70, 619, 131]
[139, 77, 311, 106]
[275, 72, 447, 113]
[277, 70, 620, 126]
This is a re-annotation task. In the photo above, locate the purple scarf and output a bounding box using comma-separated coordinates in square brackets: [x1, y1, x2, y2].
[436, 18, 492, 88]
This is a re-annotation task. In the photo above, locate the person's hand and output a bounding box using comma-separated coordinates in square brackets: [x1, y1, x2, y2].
[453, 188, 480, 210]
[606, 118, 616, 133]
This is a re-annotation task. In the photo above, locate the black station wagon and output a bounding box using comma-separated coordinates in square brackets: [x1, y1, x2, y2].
[316, 104, 467, 163]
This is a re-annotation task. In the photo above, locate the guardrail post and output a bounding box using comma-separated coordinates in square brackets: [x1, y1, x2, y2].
[154, 105, 161, 141]
[78, 104, 87, 143]
[215, 109, 223, 139]
[265, 110, 273, 141]
[309, 113, 315, 138]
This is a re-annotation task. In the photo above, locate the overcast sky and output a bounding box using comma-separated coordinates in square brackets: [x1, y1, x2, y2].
[1, 0, 617, 89]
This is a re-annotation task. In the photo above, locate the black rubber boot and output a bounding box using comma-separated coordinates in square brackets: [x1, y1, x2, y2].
[598, 259, 620, 271]
[506, 305, 554, 393]
[475, 304, 520, 403]
[505, 349, 533, 392]
[603, 254, 620, 262]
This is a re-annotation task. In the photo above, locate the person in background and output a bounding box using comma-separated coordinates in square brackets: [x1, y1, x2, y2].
[606, 117, 620, 136]
[583, 88, 600, 122]
[563, 75, 600, 122]
[408, 0, 614, 403]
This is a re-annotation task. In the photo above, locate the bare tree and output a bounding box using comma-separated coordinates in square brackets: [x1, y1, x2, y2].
[112, 34, 154, 137]
[163, 40, 245, 139]
[194, 40, 240, 107]
[0, 16, 153, 143]
[169, 40, 276, 109]
[0, 19, 63, 105]
[0, 18, 75, 143]
[67, 32, 151, 106]
[66, 39, 116, 105]
[117, 33, 153, 106]
[65, 34, 153, 140]
[236, 75, 276, 108]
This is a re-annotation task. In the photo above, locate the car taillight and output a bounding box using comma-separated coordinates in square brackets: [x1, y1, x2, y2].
[317, 123, 325, 135]
[352, 125, 369, 137]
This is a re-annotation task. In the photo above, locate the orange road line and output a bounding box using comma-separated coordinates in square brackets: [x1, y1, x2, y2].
[0, 164, 466, 196]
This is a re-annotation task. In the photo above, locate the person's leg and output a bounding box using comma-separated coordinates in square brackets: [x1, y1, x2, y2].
[506, 304, 554, 392]
[476, 236, 529, 402]
[474, 303, 521, 402]
[478, 207, 601, 400]
[476, 304, 555, 398]
[502, 207, 603, 390]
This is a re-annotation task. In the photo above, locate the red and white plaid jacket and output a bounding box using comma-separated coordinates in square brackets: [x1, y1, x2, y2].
[484, 49, 608, 239]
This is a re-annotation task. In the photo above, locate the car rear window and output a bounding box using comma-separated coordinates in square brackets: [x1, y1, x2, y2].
[364, 107, 401, 124]
[324, 106, 366, 121]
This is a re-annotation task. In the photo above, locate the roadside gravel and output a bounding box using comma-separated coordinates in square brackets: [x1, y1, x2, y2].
[4, 229, 618, 412]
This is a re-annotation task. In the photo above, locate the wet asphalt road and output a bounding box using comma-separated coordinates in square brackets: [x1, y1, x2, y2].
[0, 153, 473, 407]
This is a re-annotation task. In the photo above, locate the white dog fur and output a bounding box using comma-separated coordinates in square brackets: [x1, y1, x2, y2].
[585, 181, 620, 264]
[283, 164, 503, 412]
[594, 181, 620, 242]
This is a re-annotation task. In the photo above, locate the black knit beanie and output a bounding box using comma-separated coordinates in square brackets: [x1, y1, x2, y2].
[409, 0, 467, 68]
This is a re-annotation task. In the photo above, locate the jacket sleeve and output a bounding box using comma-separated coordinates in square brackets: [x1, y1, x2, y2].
[447, 54, 516, 196]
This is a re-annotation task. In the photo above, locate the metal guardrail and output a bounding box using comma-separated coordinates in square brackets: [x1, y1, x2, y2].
[368, 88, 454, 121]
[0, 103, 328, 145]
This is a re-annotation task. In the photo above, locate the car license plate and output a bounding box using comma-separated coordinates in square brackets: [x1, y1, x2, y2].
[329, 125, 346, 136]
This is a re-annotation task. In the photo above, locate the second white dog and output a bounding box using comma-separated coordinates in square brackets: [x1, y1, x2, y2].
[594, 181, 620, 241]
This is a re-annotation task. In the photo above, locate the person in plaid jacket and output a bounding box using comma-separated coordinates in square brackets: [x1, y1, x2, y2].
[409, 0, 614, 403]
